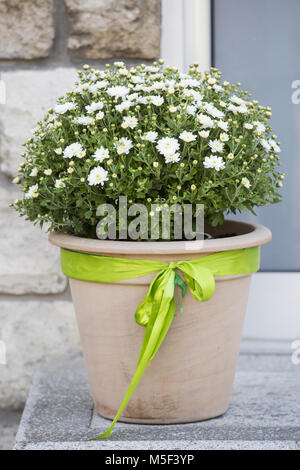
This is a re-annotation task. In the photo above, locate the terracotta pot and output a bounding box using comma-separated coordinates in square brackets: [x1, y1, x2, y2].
[49, 220, 271, 424]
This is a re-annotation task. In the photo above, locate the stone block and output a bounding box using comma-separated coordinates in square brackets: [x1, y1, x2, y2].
[0, 0, 54, 59]
[0, 298, 80, 410]
[65, 0, 161, 59]
[0, 184, 67, 295]
[0, 68, 78, 177]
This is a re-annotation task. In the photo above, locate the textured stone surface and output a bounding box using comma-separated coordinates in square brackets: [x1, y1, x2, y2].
[0, 184, 67, 295]
[15, 440, 300, 450]
[0, 68, 78, 177]
[0, 298, 80, 410]
[13, 349, 300, 450]
[0, 411, 22, 450]
[65, 0, 161, 59]
[0, 0, 54, 59]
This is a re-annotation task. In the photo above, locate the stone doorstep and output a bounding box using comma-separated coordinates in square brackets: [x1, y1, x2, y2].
[13, 345, 300, 451]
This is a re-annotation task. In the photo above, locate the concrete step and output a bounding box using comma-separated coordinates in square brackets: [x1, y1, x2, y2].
[14, 342, 300, 450]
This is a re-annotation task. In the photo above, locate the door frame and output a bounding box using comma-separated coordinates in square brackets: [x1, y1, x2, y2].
[161, 0, 211, 72]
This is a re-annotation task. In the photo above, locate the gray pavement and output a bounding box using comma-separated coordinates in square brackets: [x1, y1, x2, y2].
[12, 341, 300, 450]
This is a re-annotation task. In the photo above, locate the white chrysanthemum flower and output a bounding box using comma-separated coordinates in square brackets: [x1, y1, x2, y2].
[119, 68, 129, 76]
[209, 139, 224, 153]
[55, 179, 65, 189]
[85, 101, 104, 114]
[230, 95, 246, 106]
[93, 146, 110, 162]
[94, 80, 108, 90]
[25, 184, 39, 199]
[180, 78, 201, 88]
[236, 105, 248, 114]
[144, 65, 160, 73]
[127, 93, 139, 102]
[142, 131, 158, 143]
[169, 106, 177, 113]
[241, 177, 251, 189]
[88, 166, 109, 186]
[228, 103, 248, 114]
[183, 89, 203, 103]
[218, 120, 229, 131]
[44, 169, 52, 176]
[213, 84, 223, 93]
[115, 137, 133, 155]
[115, 101, 132, 112]
[244, 123, 254, 130]
[63, 143, 85, 159]
[253, 121, 266, 133]
[219, 133, 229, 142]
[186, 105, 196, 115]
[150, 73, 163, 81]
[78, 149, 86, 159]
[114, 61, 125, 68]
[164, 152, 181, 164]
[137, 96, 148, 105]
[73, 116, 94, 126]
[197, 113, 215, 128]
[95, 111, 104, 120]
[54, 102, 76, 114]
[150, 95, 164, 106]
[55, 147, 63, 155]
[203, 155, 225, 171]
[150, 81, 165, 91]
[72, 83, 90, 94]
[157, 137, 180, 156]
[199, 130, 210, 138]
[134, 84, 145, 92]
[121, 116, 138, 129]
[87, 83, 99, 94]
[269, 139, 281, 153]
[207, 77, 217, 85]
[194, 97, 204, 108]
[167, 87, 175, 96]
[130, 75, 143, 84]
[260, 139, 271, 152]
[30, 167, 38, 177]
[227, 103, 238, 114]
[203, 102, 224, 119]
[179, 131, 196, 142]
[228, 101, 248, 114]
[107, 86, 129, 99]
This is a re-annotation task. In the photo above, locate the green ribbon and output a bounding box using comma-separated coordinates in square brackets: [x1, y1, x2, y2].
[61, 246, 260, 439]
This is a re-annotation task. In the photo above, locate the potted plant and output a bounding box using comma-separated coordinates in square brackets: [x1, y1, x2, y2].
[12, 61, 283, 439]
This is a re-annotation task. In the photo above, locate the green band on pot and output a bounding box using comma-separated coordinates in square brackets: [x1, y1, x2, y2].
[61, 246, 260, 439]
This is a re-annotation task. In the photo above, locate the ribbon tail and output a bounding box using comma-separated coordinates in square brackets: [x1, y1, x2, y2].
[147, 297, 175, 361]
[90, 269, 176, 440]
[88, 360, 152, 440]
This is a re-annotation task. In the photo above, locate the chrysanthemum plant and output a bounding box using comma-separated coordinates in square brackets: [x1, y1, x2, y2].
[12, 61, 283, 239]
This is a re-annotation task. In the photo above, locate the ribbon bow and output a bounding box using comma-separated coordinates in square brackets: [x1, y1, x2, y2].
[61, 246, 260, 439]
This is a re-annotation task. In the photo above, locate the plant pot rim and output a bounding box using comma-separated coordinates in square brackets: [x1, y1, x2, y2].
[49, 219, 272, 255]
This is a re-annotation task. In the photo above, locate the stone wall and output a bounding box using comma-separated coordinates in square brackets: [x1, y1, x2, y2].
[0, 0, 161, 410]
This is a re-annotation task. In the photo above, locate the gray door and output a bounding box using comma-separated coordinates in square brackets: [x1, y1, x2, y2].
[213, 0, 300, 270]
